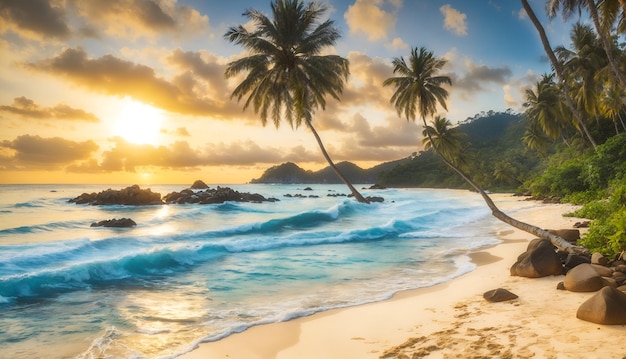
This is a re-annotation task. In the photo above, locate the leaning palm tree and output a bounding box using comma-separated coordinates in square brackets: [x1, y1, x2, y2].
[521, 0, 597, 148]
[224, 0, 369, 203]
[384, 46, 586, 254]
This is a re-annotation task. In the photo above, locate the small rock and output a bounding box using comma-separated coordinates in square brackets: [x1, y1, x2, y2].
[573, 221, 590, 228]
[483, 288, 518, 302]
[91, 218, 137, 228]
[591, 252, 608, 266]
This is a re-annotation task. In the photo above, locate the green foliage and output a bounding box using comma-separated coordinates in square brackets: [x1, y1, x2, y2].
[582, 133, 626, 189]
[571, 178, 626, 258]
[528, 133, 626, 258]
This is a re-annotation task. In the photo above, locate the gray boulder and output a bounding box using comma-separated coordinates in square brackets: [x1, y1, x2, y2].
[576, 286, 626, 325]
[510, 239, 563, 278]
[564, 263, 604, 292]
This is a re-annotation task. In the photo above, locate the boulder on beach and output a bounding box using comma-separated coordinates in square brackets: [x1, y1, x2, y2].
[90, 218, 137, 228]
[564, 263, 604, 292]
[576, 286, 626, 325]
[483, 288, 518, 302]
[510, 239, 563, 278]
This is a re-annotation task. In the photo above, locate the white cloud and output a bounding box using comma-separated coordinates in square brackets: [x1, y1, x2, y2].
[440, 4, 467, 36]
[386, 37, 408, 51]
[344, 0, 401, 41]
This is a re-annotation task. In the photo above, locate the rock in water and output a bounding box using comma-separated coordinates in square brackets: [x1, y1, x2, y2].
[576, 286, 626, 325]
[190, 180, 209, 189]
[91, 218, 137, 228]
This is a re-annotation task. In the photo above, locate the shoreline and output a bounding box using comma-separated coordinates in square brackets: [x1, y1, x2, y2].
[179, 194, 626, 359]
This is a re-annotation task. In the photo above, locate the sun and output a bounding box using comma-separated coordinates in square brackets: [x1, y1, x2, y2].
[114, 98, 165, 145]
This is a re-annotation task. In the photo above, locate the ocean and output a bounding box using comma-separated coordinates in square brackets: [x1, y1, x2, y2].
[0, 184, 515, 358]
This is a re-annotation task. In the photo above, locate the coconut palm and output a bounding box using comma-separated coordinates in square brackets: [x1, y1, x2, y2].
[422, 115, 473, 172]
[523, 73, 570, 141]
[224, 0, 369, 203]
[547, 0, 626, 91]
[555, 23, 607, 122]
[598, 0, 626, 35]
[599, 80, 626, 133]
[521, 0, 597, 148]
[384, 46, 586, 254]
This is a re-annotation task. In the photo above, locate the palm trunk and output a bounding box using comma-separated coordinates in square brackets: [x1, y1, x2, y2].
[619, 112, 626, 132]
[305, 120, 370, 204]
[587, 0, 626, 91]
[521, 0, 597, 148]
[421, 117, 588, 255]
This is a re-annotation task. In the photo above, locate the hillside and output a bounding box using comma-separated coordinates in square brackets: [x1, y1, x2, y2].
[250, 158, 409, 184]
[251, 111, 534, 188]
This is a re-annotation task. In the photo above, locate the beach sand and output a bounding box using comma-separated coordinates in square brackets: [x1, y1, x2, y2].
[179, 194, 626, 359]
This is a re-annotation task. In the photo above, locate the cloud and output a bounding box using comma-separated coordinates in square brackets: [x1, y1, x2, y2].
[0, 135, 98, 169]
[166, 48, 230, 99]
[340, 51, 395, 108]
[336, 114, 420, 161]
[26, 47, 235, 117]
[0, 0, 209, 42]
[386, 37, 408, 51]
[70, 0, 209, 39]
[440, 4, 468, 36]
[344, 0, 401, 41]
[0, 0, 71, 40]
[161, 127, 190, 137]
[503, 70, 539, 109]
[450, 60, 512, 97]
[68, 137, 320, 173]
[0, 96, 100, 122]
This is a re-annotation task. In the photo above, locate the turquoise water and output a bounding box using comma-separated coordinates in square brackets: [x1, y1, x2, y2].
[0, 184, 507, 358]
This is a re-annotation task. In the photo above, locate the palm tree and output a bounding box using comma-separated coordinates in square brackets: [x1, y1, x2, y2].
[421, 116, 466, 161]
[224, 0, 369, 203]
[523, 73, 570, 141]
[384, 46, 586, 254]
[522, 121, 552, 156]
[547, 0, 626, 91]
[598, 0, 626, 35]
[493, 161, 523, 185]
[521, 0, 598, 148]
[598, 80, 626, 133]
[555, 23, 607, 123]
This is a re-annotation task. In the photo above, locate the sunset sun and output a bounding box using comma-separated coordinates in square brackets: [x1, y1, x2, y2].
[114, 98, 165, 145]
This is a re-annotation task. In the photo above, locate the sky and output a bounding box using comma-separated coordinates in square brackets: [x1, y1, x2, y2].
[0, 0, 578, 184]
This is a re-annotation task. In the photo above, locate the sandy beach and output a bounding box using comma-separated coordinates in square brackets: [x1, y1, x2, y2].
[179, 194, 626, 359]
